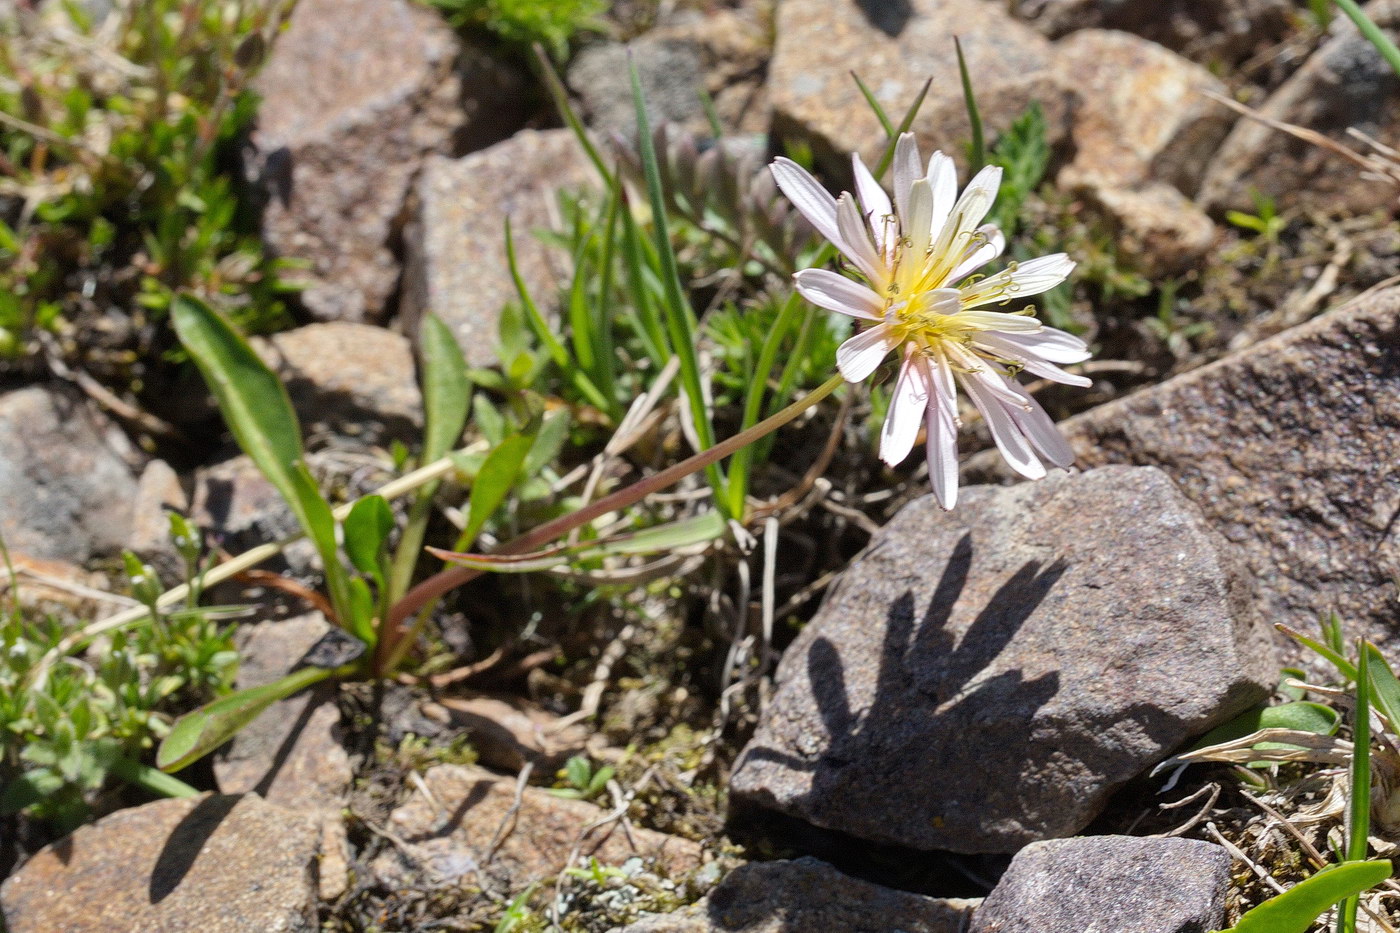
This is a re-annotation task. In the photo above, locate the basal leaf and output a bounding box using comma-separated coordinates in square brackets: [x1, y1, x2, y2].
[1218, 860, 1392, 933]
[419, 313, 471, 465]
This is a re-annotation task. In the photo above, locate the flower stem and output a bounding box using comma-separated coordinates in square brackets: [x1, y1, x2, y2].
[376, 372, 847, 671]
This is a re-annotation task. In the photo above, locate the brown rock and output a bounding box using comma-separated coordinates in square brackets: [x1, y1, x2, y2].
[374, 764, 703, 888]
[0, 552, 111, 619]
[615, 858, 976, 933]
[0, 385, 140, 562]
[730, 466, 1274, 854]
[128, 459, 188, 580]
[401, 130, 596, 367]
[249, 0, 522, 322]
[769, 0, 1071, 175]
[1199, 0, 1400, 215]
[969, 836, 1230, 933]
[429, 692, 591, 772]
[191, 455, 305, 567]
[253, 322, 423, 445]
[1082, 182, 1217, 277]
[972, 286, 1400, 665]
[0, 794, 320, 933]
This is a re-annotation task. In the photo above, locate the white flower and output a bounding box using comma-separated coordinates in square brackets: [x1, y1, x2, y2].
[770, 133, 1091, 509]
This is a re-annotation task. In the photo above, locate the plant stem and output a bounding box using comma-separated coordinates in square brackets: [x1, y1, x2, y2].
[375, 372, 847, 671]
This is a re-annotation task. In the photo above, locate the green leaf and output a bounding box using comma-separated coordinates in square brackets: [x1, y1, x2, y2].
[345, 576, 377, 645]
[565, 754, 591, 788]
[108, 756, 198, 799]
[1216, 860, 1392, 933]
[522, 410, 572, 481]
[1364, 643, 1400, 730]
[1333, 0, 1400, 78]
[419, 313, 471, 465]
[1343, 642, 1374, 930]
[457, 433, 535, 550]
[344, 495, 394, 577]
[851, 71, 895, 138]
[954, 37, 985, 174]
[156, 665, 334, 773]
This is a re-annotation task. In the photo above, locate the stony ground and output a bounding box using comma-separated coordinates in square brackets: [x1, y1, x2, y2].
[3, 0, 1400, 931]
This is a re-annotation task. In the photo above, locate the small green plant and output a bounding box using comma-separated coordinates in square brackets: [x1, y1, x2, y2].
[1214, 860, 1393, 933]
[1226, 191, 1288, 277]
[0, 521, 234, 831]
[549, 754, 615, 801]
[423, 0, 606, 59]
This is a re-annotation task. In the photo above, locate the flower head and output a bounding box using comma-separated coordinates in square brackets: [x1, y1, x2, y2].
[770, 133, 1091, 509]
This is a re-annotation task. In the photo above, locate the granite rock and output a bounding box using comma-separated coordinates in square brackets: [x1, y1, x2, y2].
[249, 0, 522, 322]
[969, 286, 1400, 666]
[769, 0, 1071, 176]
[253, 322, 423, 445]
[401, 129, 595, 367]
[570, 37, 709, 138]
[969, 835, 1230, 933]
[1199, 0, 1400, 215]
[614, 857, 976, 933]
[374, 764, 703, 888]
[0, 385, 140, 562]
[0, 794, 320, 933]
[730, 466, 1274, 853]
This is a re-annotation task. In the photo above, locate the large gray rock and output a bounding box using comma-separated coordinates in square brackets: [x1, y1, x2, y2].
[249, 0, 522, 322]
[0, 794, 320, 933]
[969, 836, 1230, 933]
[1199, 0, 1400, 215]
[0, 385, 140, 562]
[730, 466, 1274, 854]
[570, 37, 709, 138]
[1013, 0, 1294, 64]
[253, 322, 423, 445]
[614, 858, 976, 933]
[769, 0, 1071, 175]
[401, 130, 595, 367]
[968, 285, 1400, 665]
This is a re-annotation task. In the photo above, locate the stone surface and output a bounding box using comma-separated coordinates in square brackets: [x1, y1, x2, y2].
[191, 454, 305, 568]
[969, 836, 1230, 933]
[401, 129, 595, 367]
[730, 466, 1274, 854]
[614, 857, 976, 933]
[128, 458, 188, 580]
[253, 322, 423, 445]
[1083, 182, 1217, 278]
[570, 37, 709, 137]
[0, 385, 140, 562]
[1199, 1, 1400, 215]
[769, 0, 1071, 175]
[249, 0, 522, 322]
[1014, 0, 1294, 64]
[428, 692, 591, 772]
[969, 286, 1400, 666]
[373, 764, 703, 888]
[0, 794, 320, 933]
[0, 552, 110, 619]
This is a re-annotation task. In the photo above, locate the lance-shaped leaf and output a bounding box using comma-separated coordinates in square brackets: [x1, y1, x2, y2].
[1215, 860, 1392, 933]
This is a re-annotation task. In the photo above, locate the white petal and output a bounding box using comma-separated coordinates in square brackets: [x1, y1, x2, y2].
[892, 133, 921, 222]
[954, 310, 1044, 333]
[948, 224, 1005, 284]
[946, 343, 1032, 409]
[908, 286, 961, 318]
[926, 151, 958, 235]
[972, 333, 1092, 387]
[960, 373, 1045, 480]
[953, 163, 1003, 233]
[770, 158, 842, 249]
[836, 323, 897, 383]
[836, 192, 884, 283]
[926, 380, 959, 509]
[852, 153, 892, 253]
[794, 269, 885, 321]
[906, 178, 934, 261]
[1005, 383, 1075, 468]
[880, 351, 930, 466]
[995, 326, 1090, 364]
[959, 253, 1075, 309]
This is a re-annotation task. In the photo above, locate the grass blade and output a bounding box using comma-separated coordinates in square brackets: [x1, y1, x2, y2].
[1339, 640, 1373, 932]
[955, 36, 986, 173]
[851, 71, 895, 138]
[873, 78, 933, 180]
[1333, 0, 1400, 77]
[532, 43, 614, 186]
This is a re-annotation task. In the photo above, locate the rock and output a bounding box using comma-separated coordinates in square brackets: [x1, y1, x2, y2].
[1056, 30, 1230, 196]
[1199, 1, 1400, 215]
[0, 794, 320, 933]
[127, 459, 188, 581]
[1081, 183, 1217, 278]
[570, 38, 709, 138]
[969, 836, 1230, 933]
[973, 286, 1400, 666]
[427, 692, 591, 772]
[0, 552, 110, 619]
[1013, 0, 1294, 65]
[730, 466, 1274, 854]
[769, 0, 1071, 175]
[614, 857, 976, 933]
[253, 322, 423, 445]
[401, 130, 595, 367]
[214, 613, 351, 815]
[191, 455, 308, 570]
[373, 764, 703, 888]
[0, 385, 140, 562]
[249, 0, 523, 322]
